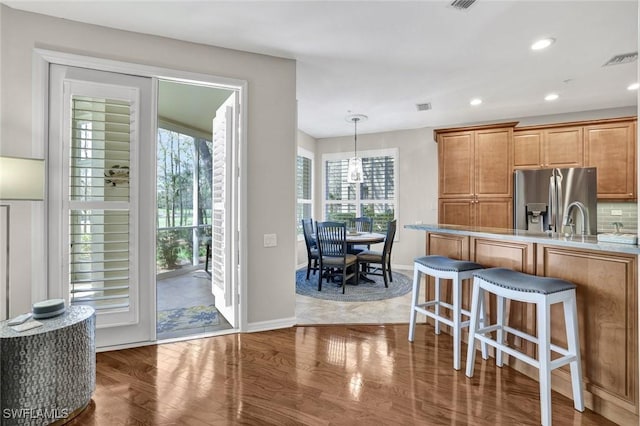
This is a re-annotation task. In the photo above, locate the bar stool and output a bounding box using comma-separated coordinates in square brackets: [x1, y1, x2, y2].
[408, 255, 487, 370]
[465, 268, 584, 426]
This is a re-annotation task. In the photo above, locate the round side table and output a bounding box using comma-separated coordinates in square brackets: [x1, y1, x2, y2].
[0, 305, 96, 425]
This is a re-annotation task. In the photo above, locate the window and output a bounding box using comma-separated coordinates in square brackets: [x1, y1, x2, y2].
[323, 148, 397, 232]
[296, 148, 314, 238]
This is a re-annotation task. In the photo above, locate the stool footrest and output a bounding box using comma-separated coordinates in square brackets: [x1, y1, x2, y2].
[414, 306, 472, 329]
[415, 301, 472, 317]
[473, 324, 579, 371]
[474, 334, 540, 369]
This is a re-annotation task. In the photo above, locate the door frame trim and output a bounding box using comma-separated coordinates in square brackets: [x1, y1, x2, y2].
[33, 48, 248, 337]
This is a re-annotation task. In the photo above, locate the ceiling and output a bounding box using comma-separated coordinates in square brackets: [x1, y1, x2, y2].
[4, 1, 638, 139]
[158, 80, 233, 135]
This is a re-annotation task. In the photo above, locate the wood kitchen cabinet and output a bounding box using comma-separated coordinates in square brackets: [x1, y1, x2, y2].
[436, 122, 515, 228]
[514, 125, 583, 169]
[584, 118, 637, 200]
[439, 198, 512, 228]
[514, 117, 637, 199]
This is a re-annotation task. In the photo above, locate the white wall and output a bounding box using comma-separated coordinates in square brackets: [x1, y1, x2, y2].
[0, 5, 297, 327]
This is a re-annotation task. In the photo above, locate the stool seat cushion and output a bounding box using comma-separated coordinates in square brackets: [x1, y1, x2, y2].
[474, 268, 576, 295]
[415, 255, 483, 272]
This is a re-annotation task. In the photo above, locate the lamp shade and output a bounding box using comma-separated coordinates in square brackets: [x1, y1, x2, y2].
[0, 156, 45, 200]
[347, 157, 364, 183]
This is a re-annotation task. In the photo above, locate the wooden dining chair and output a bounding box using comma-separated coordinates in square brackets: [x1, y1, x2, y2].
[350, 216, 374, 253]
[301, 218, 319, 279]
[356, 220, 397, 287]
[315, 221, 359, 293]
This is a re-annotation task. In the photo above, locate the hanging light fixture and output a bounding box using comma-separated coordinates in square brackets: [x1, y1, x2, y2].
[345, 114, 367, 183]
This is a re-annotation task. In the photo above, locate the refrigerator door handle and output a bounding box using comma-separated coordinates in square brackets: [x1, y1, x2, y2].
[548, 176, 555, 231]
[555, 170, 564, 232]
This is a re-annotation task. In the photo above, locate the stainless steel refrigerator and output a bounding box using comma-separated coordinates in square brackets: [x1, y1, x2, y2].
[514, 167, 597, 235]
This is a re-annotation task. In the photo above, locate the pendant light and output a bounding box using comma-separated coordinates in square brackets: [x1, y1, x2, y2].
[345, 114, 367, 183]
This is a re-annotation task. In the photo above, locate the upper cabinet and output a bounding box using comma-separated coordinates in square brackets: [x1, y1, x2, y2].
[514, 126, 583, 169]
[514, 117, 637, 200]
[543, 126, 583, 168]
[435, 122, 515, 229]
[584, 119, 637, 200]
[437, 122, 515, 200]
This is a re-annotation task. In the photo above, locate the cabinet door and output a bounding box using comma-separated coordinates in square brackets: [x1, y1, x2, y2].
[438, 132, 474, 198]
[543, 126, 583, 167]
[514, 130, 542, 169]
[475, 198, 513, 229]
[438, 199, 472, 226]
[584, 120, 636, 200]
[475, 128, 512, 197]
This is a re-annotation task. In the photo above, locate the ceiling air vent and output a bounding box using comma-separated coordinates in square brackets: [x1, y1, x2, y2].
[449, 0, 477, 10]
[416, 102, 432, 112]
[603, 52, 638, 66]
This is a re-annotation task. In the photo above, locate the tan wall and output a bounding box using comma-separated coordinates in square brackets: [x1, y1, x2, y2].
[316, 127, 438, 269]
[0, 5, 297, 326]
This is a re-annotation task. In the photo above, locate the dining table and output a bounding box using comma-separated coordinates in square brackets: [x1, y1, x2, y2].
[345, 231, 386, 247]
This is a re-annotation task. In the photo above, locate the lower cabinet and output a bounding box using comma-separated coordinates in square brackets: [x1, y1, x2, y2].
[424, 232, 639, 425]
[537, 245, 638, 425]
[439, 198, 512, 229]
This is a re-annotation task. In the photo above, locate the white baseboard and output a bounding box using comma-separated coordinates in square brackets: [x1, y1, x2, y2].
[245, 316, 296, 333]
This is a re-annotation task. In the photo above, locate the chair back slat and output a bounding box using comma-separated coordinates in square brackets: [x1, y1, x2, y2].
[354, 216, 373, 233]
[316, 221, 347, 258]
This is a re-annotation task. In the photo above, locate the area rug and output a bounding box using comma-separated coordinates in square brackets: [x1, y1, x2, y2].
[296, 268, 412, 302]
[157, 304, 220, 333]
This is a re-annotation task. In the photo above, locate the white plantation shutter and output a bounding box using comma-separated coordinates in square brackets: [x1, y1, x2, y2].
[323, 149, 397, 232]
[211, 102, 232, 305]
[62, 81, 140, 327]
[296, 149, 313, 236]
[360, 155, 396, 231]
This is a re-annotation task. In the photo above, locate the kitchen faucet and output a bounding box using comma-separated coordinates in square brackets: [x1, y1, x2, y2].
[562, 201, 590, 235]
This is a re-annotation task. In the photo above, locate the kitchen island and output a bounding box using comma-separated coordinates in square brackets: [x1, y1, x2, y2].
[406, 223, 638, 425]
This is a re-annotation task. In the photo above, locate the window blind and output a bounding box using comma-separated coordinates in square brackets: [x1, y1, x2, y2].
[296, 155, 312, 234]
[69, 96, 132, 311]
[323, 153, 396, 231]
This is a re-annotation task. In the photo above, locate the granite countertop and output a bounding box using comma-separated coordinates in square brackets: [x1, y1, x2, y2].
[405, 223, 640, 255]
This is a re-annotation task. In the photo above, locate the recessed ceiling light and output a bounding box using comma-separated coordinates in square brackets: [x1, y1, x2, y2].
[470, 98, 482, 106]
[627, 82, 639, 91]
[531, 38, 555, 51]
[544, 93, 559, 101]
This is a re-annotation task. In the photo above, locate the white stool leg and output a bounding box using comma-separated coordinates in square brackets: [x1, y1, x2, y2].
[537, 298, 552, 426]
[564, 290, 585, 412]
[465, 278, 483, 378]
[452, 274, 462, 370]
[408, 266, 421, 341]
[434, 276, 441, 335]
[479, 296, 488, 360]
[496, 295, 506, 367]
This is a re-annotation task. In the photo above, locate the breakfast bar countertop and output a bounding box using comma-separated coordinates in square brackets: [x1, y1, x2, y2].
[405, 223, 640, 255]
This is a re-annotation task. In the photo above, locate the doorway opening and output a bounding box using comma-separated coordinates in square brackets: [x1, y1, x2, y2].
[155, 80, 235, 340]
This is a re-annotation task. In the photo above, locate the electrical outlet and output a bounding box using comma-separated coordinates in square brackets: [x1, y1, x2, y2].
[263, 233, 277, 247]
[611, 209, 623, 216]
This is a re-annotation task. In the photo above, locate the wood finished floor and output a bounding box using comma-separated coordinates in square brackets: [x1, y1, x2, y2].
[71, 324, 614, 426]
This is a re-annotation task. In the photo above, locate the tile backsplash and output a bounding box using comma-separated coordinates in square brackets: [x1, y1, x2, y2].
[597, 202, 638, 233]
